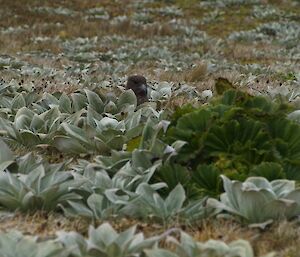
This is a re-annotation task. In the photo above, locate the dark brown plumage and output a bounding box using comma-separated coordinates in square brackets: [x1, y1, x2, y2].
[126, 75, 148, 105]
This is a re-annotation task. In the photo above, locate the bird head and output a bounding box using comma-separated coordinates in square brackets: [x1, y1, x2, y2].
[126, 75, 148, 105]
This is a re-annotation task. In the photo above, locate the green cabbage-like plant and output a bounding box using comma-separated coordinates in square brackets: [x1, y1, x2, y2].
[61, 157, 165, 220]
[57, 223, 161, 257]
[158, 89, 300, 196]
[0, 106, 64, 147]
[124, 183, 186, 223]
[53, 106, 162, 154]
[123, 183, 212, 224]
[0, 231, 67, 257]
[61, 191, 132, 220]
[208, 175, 300, 226]
[0, 87, 140, 152]
[154, 163, 222, 198]
[0, 165, 85, 212]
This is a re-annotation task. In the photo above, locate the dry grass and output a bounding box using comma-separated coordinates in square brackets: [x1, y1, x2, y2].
[157, 63, 208, 83]
[223, 42, 290, 66]
[190, 219, 300, 256]
[0, 212, 90, 238]
[184, 62, 208, 82]
[1, 212, 300, 256]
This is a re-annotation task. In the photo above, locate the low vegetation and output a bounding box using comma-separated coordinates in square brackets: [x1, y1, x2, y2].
[0, 0, 300, 256]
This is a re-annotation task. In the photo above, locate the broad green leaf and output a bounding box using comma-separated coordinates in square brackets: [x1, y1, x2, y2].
[11, 93, 26, 109]
[104, 101, 118, 114]
[85, 89, 104, 114]
[53, 136, 87, 154]
[71, 93, 87, 112]
[117, 90, 137, 109]
[59, 93, 72, 113]
[0, 139, 14, 171]
[165, 184, 185, 213]
[61, 123, 90, 145]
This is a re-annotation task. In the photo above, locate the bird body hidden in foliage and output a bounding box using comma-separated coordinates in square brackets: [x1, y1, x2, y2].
[126, 75, 148, 105]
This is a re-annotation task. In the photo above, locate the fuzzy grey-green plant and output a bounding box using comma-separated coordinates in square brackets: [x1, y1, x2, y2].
[57, 222, 161, 257]
[0, 166, 85, 212]
[208, 176, 300, 226]
[0, 231, 66, 257]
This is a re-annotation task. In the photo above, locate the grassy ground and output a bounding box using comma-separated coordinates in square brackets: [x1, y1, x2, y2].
[1, 0, 300, 256]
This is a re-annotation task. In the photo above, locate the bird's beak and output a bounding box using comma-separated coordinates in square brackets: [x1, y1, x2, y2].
[141, 84, 147, 94]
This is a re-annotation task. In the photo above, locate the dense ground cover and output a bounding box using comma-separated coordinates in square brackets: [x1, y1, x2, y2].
[0, 0, 300, 256]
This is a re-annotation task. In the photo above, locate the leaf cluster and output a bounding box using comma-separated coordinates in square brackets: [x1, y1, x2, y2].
[157, 89, 299, 196]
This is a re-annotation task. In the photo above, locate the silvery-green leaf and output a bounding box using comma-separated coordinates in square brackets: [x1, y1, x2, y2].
[104, 189, 130, 205]
[211, 176, 300, 224]
[171, 140, 187, 152]
[129, 234, 160, 253]
[95, 117, 119, 131]
[221, 175, 242, 211]
[228, 239, 254, 257]
[126, 124, 144, 139]
[284, 189, 300, 206]
[11, 93, 26, 109]
[40, 107, 61, 125]
[52, 136, 86, 154]
[244, 177, 272, 191]
[30, 114, 45, 131]
[145, 249, 178, 257]
[24, 164, 45, 187]
[19, 130, 41, 146]
[15, 107, 34, 120]
[64, 109, 86, 125]
[287, 110, 300, 122]
[85, 89, 104, 114]
[32, 103, 46, 113]
[88, 223, 118, 249]
[140, 118, 156, 149]
[104, 101, 118, 114]
[71, 93, 87, 112]
[61, 123, 90, 145]
[150, 91, 162, 101]
[87, 193, 105, 219]
[0, 139, 14, 172]
[94, 137, 110, 153]
[132, 149, 152, 169]
[14, 114, 32, 130]
[125, 109, 141, 129]
[271, 179, 295, 197]
[207, 197, 243, 217]
[87, 106, 103, 127]
[117, 89, 137, 109]
[0, 117, 16, 138]
[64, 200, 94, 218]
[165, 184, 185, 213]
[0, 231, 66, 257]
[43, 92, 59, 106]
[59, 93, 72, 113]
[0, 160, 15, 173]
[107, 135, 125, 150]
[56, 231, 88, 257]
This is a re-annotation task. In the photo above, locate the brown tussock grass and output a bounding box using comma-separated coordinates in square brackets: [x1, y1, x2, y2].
[223, 42, 288, 66]
[0, 212, 90, 238]
[183, 62, 208, 82]
[1, 213, 300, 256]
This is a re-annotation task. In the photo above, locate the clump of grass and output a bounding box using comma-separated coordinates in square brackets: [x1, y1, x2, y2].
[0, 212, 90, 238]
[184, 62, 207, 82]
